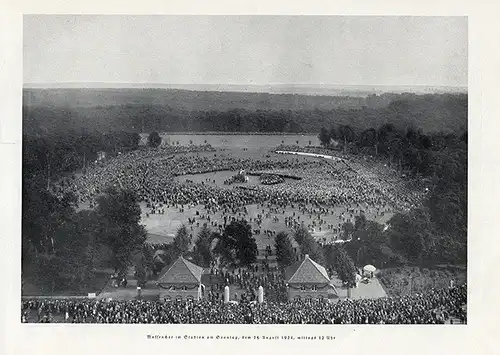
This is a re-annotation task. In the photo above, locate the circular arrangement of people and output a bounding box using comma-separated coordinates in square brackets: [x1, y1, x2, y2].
[23, 126, 467, 324]
[21, 16, 467, 327]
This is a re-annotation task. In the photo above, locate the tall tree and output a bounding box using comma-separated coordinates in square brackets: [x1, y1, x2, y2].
[95, 187, 147, 274]
[388, 209, 435, 262]
[275, 231, 295, 268]
[341, 222, 355, 240]
[354, 214, 367, 233]
[318, 127, 331, 147]
[214, 220, 257, 267]
[338, 125, 355, 150]
[301, 237, 325, 265]
[141, 243, 155, 275]
[173, 225, 191, 256]
[53, 210, 100, 286]
[148, 131, 162, 148]
[360, 128, 378, 153]
[352, 220, 393, 267]
[329, 126, 338, 141]
[330, 245, 357, 287]
[293, 225, 325, 264]
[388, 134, 405, 171]
[377, 123, 396, 156]
[192, 225, 214, 267]
[134, 262, 148, 287]
[293, 225, 310, 246]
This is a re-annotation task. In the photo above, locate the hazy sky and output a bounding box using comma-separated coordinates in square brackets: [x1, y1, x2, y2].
[23, 15, 467, 87]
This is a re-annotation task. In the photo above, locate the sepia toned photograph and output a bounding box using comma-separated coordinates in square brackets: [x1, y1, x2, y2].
[21, 15, 467, 325]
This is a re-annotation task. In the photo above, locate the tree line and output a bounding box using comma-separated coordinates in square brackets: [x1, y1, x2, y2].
[319, 123, 466, 176]
[23, 93, 467, 135]
[23, 130, 140, 187]
[23, 88, 463, 112]
[268, 124, 467, 282]
[317, 122, 467, 247]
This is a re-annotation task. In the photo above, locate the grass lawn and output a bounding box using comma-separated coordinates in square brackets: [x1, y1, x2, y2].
[141, 201, 392, 248]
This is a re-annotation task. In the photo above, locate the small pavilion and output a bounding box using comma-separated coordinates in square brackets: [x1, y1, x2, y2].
[156, 256, 205, 301]
[285, 254, 338, 301]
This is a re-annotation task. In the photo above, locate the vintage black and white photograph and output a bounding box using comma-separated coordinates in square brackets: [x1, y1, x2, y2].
[21, 15, 467, 324]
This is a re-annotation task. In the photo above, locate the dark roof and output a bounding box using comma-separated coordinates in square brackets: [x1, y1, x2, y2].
[157, 256, 204, 284]
[285, 254, 331, 284]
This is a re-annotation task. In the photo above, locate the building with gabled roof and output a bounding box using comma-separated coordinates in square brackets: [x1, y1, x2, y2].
[156, 256, 205, 301]
[284, 254, 338, 301]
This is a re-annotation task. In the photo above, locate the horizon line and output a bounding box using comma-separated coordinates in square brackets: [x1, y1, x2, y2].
[23, 83, 468, 96]
[23, 82, 468, 88]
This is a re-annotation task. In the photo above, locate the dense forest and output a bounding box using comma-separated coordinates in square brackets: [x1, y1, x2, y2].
[23, 131, 141, 182]
[23, 88, 405, 110]
[313, 123, 467, 270]
[23, 89, 467, 135]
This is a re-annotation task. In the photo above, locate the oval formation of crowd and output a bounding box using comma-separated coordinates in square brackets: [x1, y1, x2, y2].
[53, 144, 425, 225]
[22, 284, 466, 324]
[41, 143, 465, 325]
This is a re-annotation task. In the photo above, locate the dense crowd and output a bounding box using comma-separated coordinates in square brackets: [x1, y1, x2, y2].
[204, 268, 287, 303]
[259, 173, 285, 185]
[55, 143, 422, 211]
[223, 171, 248, 185]
[21, 284, 466, 324]
[276, 145, 426, 211]
[51, 143, 427, 245]
[62, 148, 397, 202]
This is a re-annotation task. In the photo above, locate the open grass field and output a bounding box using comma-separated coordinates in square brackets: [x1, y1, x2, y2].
[141, 200, 393, 248]
[140, 133, 320, 149]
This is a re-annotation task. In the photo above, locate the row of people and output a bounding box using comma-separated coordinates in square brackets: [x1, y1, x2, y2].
[22, 284, 466, 324]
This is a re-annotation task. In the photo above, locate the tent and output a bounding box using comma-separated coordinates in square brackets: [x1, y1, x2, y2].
[363, 265, 376, 272]
[363, 265, 377, 277]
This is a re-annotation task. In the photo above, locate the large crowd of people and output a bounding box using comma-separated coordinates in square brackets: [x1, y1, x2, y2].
[259, 173, 285, 185]
[47, 142, 431, 252]
[21, 284, 466, 324]
[55, 143, 424, 213]
[204, 268, 287, 303]
[275, 145, 426, 211]
[32, 141, 467, 326]
[54, 143, 422, 229]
